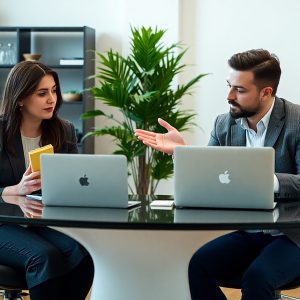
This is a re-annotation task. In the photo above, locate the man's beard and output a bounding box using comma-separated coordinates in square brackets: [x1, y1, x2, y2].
[229, 100, 257, 119]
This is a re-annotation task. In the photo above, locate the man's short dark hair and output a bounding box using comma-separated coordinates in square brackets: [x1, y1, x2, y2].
[228, 49, 281, 96]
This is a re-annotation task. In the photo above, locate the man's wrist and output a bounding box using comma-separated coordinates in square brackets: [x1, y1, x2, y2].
[274, 174, 280, 193]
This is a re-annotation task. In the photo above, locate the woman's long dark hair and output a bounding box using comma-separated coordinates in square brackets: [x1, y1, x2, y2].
[0, 60, 67, 155]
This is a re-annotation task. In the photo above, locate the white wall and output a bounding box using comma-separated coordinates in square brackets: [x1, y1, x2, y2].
[1, 0, 300, 194]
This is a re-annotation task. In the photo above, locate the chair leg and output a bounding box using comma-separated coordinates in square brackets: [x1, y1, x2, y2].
[3, 290, 29, 300]
[4, 290, 21, 300]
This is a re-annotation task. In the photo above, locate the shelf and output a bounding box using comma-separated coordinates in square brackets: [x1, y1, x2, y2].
[50, 65, 84, 69]
[0, 64, 84, 69]
[62, 101, 83, 105]
[0, 65, 15, 69]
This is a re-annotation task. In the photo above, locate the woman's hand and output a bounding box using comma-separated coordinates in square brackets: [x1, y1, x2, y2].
[2, 166, 41, 196]
[134, 118, 186, 155]
[17, 166, 41, 195]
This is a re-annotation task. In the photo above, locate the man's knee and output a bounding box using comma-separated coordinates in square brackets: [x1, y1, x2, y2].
[242, 265, 274, 289]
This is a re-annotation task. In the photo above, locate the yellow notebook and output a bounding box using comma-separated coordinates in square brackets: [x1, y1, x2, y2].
[29, 144, 54, 172]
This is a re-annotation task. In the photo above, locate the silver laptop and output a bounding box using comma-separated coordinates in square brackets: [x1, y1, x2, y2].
[174, 146, 276, 210]
[36, 154, 140, 208]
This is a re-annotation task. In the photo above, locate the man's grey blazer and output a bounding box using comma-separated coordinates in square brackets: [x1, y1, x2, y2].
[208, 97, 300, 246]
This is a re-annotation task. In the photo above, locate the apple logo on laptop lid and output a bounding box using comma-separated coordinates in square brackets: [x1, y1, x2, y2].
[218, 170, 231, 184]
[79, 174, 89, 186]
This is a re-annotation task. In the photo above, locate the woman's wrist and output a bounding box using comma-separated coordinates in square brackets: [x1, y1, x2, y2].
[2, 185, 19, 196]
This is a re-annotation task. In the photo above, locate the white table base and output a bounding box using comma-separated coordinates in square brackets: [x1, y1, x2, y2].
[55, 228, 228, 300]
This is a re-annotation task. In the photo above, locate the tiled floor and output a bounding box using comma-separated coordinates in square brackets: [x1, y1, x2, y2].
[222, 287, 300, 299]
[0, 289, 91, 300]
[2, 288, 298, 299]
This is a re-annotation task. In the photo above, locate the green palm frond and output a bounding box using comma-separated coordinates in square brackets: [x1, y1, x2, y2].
[81, 109, 106, 120]
[130, 26, 167, 72]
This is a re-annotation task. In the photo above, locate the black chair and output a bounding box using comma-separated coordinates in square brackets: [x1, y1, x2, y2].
[0, 264, 28, 300]
[218, 272, 300, 300]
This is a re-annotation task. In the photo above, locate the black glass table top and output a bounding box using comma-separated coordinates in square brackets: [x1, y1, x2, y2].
[0, 195, 300, 230]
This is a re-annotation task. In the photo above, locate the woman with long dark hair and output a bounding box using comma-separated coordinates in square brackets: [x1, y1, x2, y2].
[0, 61, 94, 300]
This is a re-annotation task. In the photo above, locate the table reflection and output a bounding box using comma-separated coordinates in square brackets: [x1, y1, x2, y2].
[174, 207, 280, 224]
[0, 195, 43, 219]
[42, 206, 129, 222]
[278, 201, 300, 222]
[0, 195, 300, 228]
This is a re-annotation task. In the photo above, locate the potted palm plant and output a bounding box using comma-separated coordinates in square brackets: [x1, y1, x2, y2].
[81, 26, 208, 195]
